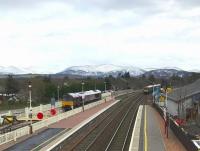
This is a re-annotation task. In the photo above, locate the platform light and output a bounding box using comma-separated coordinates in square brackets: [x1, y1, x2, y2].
[81, 82, 85, 92]
[28, 81, 33, 134]
[57, 85, 60, 101]
[28, 81, 32, 120]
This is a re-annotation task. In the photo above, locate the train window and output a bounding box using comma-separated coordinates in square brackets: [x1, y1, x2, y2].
[63, 95, 73, 100]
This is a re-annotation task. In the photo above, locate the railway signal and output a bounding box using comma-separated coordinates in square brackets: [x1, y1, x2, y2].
[50, 108, 57, 116]
[37, 112, 44, 120]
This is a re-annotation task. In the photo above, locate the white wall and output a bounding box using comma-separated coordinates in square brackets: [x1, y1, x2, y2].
[167, 97, 193, 118]
[184, 98, 193, 109]
[167, 99, 178, 116]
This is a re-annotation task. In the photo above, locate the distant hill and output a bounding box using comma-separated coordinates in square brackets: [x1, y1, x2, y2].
[0, 65, 197, 79]
[57, 64, 146, 77]
[0, 66, 33, 75]
[143, 68, 191, 79]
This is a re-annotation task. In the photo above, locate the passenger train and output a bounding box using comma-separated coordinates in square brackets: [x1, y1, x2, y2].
[143, 84, 161, 94]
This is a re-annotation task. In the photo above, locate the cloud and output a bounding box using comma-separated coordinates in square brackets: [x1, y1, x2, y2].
[0, 0, 158, 9]
[178, 0, 200, 8]
[0, 0, 177, 15]
[1, 0, 200, 11]
[0, 0, 200, 72]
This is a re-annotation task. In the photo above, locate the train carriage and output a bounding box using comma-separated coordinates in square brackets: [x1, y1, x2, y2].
[62, 90, 101, 111]
[143, 84, 161, 94]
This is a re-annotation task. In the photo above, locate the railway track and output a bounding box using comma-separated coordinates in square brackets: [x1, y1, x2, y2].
[0, 93, 132, 136]
[104, 95, 143, 151]
[51, 92, 144, 151]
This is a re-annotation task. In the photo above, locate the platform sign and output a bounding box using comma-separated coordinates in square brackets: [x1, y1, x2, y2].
[166, 87, 172, 93]
[160, 96, 166, 102]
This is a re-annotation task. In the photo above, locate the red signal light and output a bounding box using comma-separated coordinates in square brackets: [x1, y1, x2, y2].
[50, 108, 57, 116]
[37, 112, 44, 120]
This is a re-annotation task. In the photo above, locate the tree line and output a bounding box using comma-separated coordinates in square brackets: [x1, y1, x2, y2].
[1, 75, 112, 104]
[1, 72, 200, 106]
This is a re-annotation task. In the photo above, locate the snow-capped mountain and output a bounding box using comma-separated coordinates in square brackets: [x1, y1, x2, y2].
[0, 66, 57, 75]
[143, 68, 191, 79]
[189, 69, 200, 73]
[144, 67, 183, 71]
[58, 64, 146, 77]
[0, 66, 34, 75]
[0, 65, 197, 78]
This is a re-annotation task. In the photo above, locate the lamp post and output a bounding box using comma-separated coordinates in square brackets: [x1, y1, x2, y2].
[165, 87, 171, 138]
[81, 82, 85, 111]
[28, 82, 32, 119]
[164, 88, 168, 138]
[28, 81, 33, 133]
[57, 85, 60, 101]
[104, 82, 107, 92]
[153, 83, 155, 103]
[94, 79, 96, 91]
[81, 82, 84, 92]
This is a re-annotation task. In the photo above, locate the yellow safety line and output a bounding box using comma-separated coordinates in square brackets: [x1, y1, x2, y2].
[144, 105, 148, 151]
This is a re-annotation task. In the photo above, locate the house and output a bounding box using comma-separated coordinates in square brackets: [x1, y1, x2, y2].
[166, 79, 200, 121]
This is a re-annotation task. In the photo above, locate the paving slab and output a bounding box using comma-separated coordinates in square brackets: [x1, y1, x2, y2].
[49, 100, 115, 129]
[130, 105, 186, 151]
[0, 99, 115, 151]
[5, 128, 64, 151]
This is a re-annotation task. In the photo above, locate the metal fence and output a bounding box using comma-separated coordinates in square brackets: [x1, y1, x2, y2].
[25, 102, 62, 119]
[0, 96, 113, 146]
[0, 126, 30, 145]
[153, 103, 198, 151]
[170, 118, 198, 151]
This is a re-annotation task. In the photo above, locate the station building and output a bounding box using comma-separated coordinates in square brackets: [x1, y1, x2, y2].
[167, 79, 200, 121]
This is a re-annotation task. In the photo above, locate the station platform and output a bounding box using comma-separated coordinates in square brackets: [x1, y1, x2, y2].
[0, 99, 117, 151]
[129, 105, 187, 151]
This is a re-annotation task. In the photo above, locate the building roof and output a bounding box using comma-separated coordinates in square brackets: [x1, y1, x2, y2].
[168, 79, 200, 102]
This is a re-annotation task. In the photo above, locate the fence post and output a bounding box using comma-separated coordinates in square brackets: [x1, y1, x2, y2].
[40, 104, 43, 112]
[25, 107, 29, 120]
[29, 124, 33, 134]
[14, 131, 17, 141]
[5, 133, 8, 143]
[8, 110, 12, 115]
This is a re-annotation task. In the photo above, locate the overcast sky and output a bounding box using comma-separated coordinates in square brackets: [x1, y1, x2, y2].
[0, 0, 200, 72]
